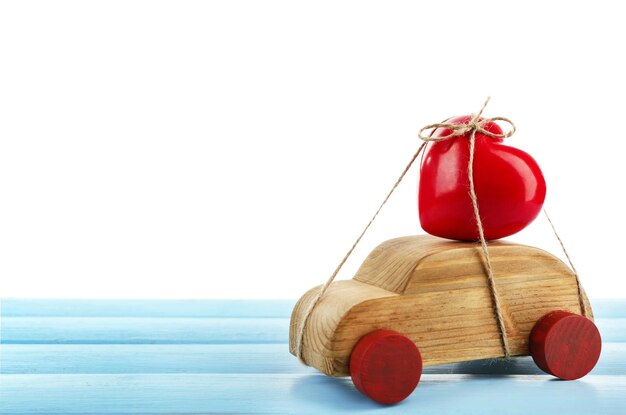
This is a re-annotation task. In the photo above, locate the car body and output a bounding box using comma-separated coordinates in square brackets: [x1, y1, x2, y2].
[289, 235, 594, 378]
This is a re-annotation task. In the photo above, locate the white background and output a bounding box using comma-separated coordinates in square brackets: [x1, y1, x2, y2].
[1, 0, 624, 299]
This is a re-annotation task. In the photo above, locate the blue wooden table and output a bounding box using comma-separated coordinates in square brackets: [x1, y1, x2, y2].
[1, 299, 625, 414]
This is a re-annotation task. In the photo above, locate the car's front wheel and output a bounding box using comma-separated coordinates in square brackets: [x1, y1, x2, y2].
[349, 329, 422, 404]
[529, 310, 602, 380]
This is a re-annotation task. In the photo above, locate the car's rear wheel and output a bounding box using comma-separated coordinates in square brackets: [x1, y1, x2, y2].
[529, 310, 602, 380]
[349, 329, 422, 404]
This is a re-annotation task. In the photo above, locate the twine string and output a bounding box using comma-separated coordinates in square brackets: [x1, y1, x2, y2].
[294, 141, 427, 364]
[464, 98, 511, 358]
[417, 97, 513, 358]
[296, 97, 582, 364]
[543, 209, 588, 317]
[296, 97, 512, 363]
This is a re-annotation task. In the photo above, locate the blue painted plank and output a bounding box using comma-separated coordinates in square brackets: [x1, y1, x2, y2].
[1, 374, 624, 414]
[0, 317, 288, 344]
[591, 299, 626, 318]
[2, 317, 624, 344]
[2, 298, 625, 318]
[0, 299, 295, 318]
[2, 343, 625, 376]
[0, 344, 313, 375]
[594, 319, 626, 343]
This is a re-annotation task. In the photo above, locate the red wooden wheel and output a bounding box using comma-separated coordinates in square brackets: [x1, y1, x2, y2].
[529, 310, 602, 380]
[349, 329, 422, 405]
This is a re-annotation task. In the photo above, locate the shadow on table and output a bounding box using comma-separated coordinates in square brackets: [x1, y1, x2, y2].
[290, 356, 604, 412]
[290, 357, 546, 411]
[425, 356, 544, 375]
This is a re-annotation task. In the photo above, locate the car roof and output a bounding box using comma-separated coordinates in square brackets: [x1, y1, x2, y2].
[352, 235, 530, 294]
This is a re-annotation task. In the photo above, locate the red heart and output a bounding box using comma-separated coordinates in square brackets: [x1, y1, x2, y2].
[418, 115, 546, 241]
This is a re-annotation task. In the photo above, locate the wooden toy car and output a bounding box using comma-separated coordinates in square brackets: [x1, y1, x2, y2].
[289, 235, 602, 404]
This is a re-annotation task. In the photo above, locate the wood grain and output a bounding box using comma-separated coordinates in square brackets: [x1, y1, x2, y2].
[2, 342, 626, 375]
[289, 235, 594, 377]
[1, 317, 288, 344]
[2, 298, 624, 318]
[4, 317, 622, 345]
[3, 343, 626, 375]
[0, 299, 294, 318]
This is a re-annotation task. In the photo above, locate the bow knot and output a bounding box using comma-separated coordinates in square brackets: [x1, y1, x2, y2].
[417, 97, 516, 143]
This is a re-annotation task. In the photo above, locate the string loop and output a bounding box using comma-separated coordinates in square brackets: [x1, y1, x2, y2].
[418, 101, 516, 143]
